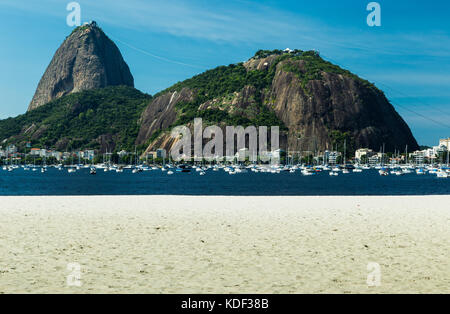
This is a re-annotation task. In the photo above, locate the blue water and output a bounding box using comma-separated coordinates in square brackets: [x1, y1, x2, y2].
[1, 167, 450, 196]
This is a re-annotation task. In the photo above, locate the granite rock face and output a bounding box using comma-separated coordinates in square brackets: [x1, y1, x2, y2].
[265, 59, 419, 152]
[136, 88, 195, 147]
[28, 22, 134, 111]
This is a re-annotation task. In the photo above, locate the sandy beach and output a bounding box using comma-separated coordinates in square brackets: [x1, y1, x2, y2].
[0, 196, 449, 294]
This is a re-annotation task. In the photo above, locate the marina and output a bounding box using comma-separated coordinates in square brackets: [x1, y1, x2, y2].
[1, 162, 449, 196]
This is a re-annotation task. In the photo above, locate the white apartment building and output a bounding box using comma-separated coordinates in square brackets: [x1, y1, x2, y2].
[439, 138, 450, 150]
[355, 148, 374, 161]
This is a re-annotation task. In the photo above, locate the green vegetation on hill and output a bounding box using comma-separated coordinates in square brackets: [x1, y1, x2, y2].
[158, 62, 275, 100]
[70, 24, 91, 36]
[280, 50, 379, 92]
[0, 86, 151, 151]
[69, 23, 103, 37]
[158, 60, 286, 128]
[156, 50, 379, 130]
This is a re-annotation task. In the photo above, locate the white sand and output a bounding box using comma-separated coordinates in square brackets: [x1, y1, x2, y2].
[0, 196, 449, 294]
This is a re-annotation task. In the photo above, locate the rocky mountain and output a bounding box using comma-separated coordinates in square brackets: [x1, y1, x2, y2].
[28, 21, 134, 111]
[137, 49, 419, 154]
[0, 23, 419, 156]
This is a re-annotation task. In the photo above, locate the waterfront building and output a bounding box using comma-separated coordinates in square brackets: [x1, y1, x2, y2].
[439, 138, 450, 149]
[355, 148, 374, 161]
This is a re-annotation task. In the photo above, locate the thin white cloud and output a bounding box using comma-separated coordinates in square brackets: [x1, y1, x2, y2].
[2, 0, 449, 58]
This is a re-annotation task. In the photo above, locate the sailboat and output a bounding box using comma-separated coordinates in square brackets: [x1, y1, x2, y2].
[41, 155, 47, 173]
[132, 146, 143, 173]
[341, 139, 350, 174]
[379, 168, 389, 176]
[76, 153, 81, 170]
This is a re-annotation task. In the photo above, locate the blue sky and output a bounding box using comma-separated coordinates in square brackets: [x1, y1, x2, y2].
[0, 0, 449, 146]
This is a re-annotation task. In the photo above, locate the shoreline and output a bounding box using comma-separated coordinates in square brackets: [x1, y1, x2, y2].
[1, 195, 449, 294]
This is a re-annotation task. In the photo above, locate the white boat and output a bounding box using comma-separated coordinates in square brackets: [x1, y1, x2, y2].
[437, 171, 448, 178]
[342, 169, 350, 174]
[234, 167, 248, 174]
[199, 171, 206, 176]
[329, 172, 339, 176]
[167, 171, 174, 175]
[416, 168, 426, 175]
[68, 168, 76, 173]
[379, 169, 389, 176]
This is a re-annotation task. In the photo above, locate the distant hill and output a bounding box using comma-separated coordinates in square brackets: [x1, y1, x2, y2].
[137, 49, 419, 154]
[0, 86, 150, 152]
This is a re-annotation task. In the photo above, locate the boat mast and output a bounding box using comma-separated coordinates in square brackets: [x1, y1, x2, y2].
[447, 142, 450, 168]
[343, 139, 346, 166]
[406, 145, 408, 165]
